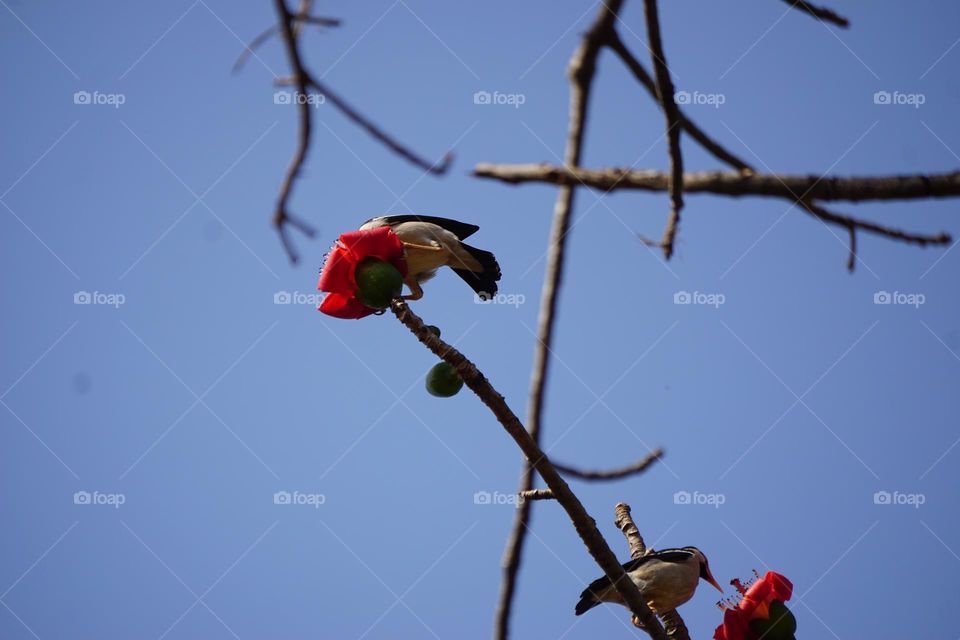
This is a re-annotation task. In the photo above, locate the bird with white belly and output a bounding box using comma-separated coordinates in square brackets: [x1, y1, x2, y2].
[359, 215, 501, 302]
[575, 546, 723, 618]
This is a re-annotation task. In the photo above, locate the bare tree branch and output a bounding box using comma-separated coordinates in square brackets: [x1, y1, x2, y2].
[306, 77, 454, 175]
[496, 2, 623, 638]
[272, 0, 319, 264]
[473, 164, 960, 203]
[232, 10, 340, 73]
[258, 0, 452, 262]
[390, 300, 668, 640]
[782, 0, 849, 28]
[614, 503, 648, 559]
[847, 223, 857, 272]
[555, 449, 663, 481]
[474, 163, 953, 253]
[605, 31, 753, 174]
[519, 489, 555, 502]
[642, 0, 685, 259]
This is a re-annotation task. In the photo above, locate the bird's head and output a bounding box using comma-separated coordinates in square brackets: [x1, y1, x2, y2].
[685, 547, 723, 594]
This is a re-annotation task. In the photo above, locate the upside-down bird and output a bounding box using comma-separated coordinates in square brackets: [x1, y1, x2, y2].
[359, 215, 501, 301]
[575, 547, 723, 617]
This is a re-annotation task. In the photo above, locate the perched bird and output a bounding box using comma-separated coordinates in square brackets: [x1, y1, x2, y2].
[575, 547, 723, 617]
[359, 215, 501, 301]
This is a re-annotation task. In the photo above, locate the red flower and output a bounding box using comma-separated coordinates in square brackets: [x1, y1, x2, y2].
[317, 227, 407, 319]
[714, 571, 794, 640]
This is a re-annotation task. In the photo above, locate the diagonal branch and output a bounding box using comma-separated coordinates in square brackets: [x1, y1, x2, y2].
[642, 0, 685, 259]
[307, 77, 454, 175]
[390, 300, 668, 640]
[555, 449, 663, 481]
[781, 0, 849, 28]
[605, 30, 753, 174]
[496, 2, 623, 638]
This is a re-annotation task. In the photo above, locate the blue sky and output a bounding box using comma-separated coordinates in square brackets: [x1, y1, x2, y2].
[2, 1, 959, 638]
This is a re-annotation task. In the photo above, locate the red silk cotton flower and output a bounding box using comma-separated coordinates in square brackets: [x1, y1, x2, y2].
[317, 227, 407, 319]
[714, 571, 795, 640]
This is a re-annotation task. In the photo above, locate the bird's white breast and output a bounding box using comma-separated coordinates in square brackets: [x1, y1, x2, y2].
[631, 557, 700, 612]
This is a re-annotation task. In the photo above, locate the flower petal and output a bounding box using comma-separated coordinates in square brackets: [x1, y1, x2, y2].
[714, 608, 751, 640]
[318, 292, 376, 319]
[318, 244, 358, 294]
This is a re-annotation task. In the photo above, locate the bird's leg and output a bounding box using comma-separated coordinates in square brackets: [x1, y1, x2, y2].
[399, 276, 423, 301]
[401, 241, 444, 252]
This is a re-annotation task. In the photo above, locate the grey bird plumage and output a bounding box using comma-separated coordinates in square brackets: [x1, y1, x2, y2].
[359, 214, 501, 301]
[575, 547, 722, 616]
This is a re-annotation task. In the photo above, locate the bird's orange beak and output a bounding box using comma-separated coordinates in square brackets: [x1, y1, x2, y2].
[705, 568, 724, 594]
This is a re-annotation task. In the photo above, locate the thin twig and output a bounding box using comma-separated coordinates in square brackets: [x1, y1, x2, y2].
[642, 0, 685, 259]
[555, 449, 663, 481]
[272, 0, 318, 264]
[847, 224, 857, 272]
[495, 3, 623, 638]
[232, 12, 340, 73]
[390, 301, 667, 640]
[262, 0, 452, 262]
[782, 0, 849, 28]
[519, 489, 555, 502]
[614, 503, 648, 559]
[605, 31, 753, 174]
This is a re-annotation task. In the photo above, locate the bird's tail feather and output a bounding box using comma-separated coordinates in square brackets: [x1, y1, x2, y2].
[574, 594, 600, 616]
[452, 243, 501, 298]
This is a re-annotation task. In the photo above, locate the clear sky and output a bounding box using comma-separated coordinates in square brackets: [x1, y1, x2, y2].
[2, 1, 959, 638]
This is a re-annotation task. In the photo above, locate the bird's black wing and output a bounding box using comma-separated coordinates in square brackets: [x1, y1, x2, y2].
[374, 214, 480, 240]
